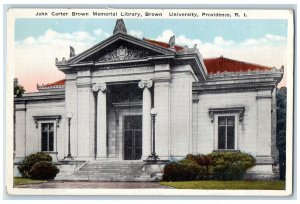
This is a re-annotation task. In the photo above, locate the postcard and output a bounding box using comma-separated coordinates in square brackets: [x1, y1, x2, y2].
[6, 8, 294, 196]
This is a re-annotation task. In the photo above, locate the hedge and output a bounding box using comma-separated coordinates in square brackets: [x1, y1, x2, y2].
[18, 152, 52, 178]
[163, 152, 256, 181]
[29, 161, 60, 180]
[208, 151, 256, 180]
[17, 152, 60, 180]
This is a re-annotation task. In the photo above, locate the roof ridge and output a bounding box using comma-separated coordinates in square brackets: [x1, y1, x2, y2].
[38, 79, 66, 90]
[45, 79, 65, 86]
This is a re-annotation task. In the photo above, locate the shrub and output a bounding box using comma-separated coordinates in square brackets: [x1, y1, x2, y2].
[185, 154, 213, 179]
[186, 154, 213, 166]
[29, 161, 60, 180]
[162, 152, 256, 181]
[163, 159, 208, 181]
[18, 152, 52, 178]
[208, 151, 256, 180]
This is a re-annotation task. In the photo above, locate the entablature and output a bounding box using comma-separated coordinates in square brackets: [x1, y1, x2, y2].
[192, 69, 283, 94]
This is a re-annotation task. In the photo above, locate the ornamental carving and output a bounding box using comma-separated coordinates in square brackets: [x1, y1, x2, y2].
[208, 107, 245, 122]
[92, 83, 107, 92]
[98, 46, 148, 62]
[138, 80, 153, 89]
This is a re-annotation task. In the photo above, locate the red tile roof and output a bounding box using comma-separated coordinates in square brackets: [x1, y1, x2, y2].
[204, 56, 272, 74]
[143, 38, 184, 52]
[144, 38, 272, 74]
[39, 79, 65, 88]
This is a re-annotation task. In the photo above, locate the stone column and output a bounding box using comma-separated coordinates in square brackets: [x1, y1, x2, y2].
[139, 80, 153, 160]
[93, 83, 107, 159]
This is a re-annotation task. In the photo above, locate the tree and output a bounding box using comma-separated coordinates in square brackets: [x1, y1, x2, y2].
[276, 87, 287, 180]
[14, 78, 25, 97]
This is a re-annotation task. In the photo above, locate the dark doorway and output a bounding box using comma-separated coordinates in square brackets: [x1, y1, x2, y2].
[124, 115, 142, 160]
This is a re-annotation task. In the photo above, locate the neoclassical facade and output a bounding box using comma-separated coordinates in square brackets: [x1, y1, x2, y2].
[14, 19, 283, 179]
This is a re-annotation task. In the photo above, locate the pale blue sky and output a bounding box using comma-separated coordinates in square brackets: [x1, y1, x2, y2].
[14, 18, 289, 92]
[15, 18, 287, 43]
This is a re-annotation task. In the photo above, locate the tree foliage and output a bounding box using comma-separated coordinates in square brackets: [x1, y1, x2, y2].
[14, 83, 25, 97]
[276, 87, 287, 180]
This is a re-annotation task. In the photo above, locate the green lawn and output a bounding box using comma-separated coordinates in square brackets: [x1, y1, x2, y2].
[160, 180, 285, 190]
[14, 177, 47, 186]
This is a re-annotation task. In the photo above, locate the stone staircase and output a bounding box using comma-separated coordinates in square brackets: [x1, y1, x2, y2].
[73, 161, 153, 181]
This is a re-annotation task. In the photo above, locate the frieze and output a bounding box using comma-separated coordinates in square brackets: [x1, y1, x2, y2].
[95, 67, 154, 76]
[96, 62, 153, 70]
[98, 46, 148, 62]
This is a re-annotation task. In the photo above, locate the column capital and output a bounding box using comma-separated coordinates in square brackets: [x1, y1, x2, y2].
[92, 83, 107, 92]
[138, 80, 153, 89]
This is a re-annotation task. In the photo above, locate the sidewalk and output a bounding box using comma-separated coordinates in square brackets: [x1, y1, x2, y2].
[15, 180, 173, 189]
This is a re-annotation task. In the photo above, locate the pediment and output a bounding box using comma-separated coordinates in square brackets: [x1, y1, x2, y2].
[66, 33, 175, 65]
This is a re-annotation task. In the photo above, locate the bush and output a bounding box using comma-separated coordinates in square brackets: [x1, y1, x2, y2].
[208, 151, 256, 180]
[185, 154, 213, 179]
[163, 158, 209, 181]
[162, 152, 256, 181]
[186, 154, 213, 166]
[18, 152, 52, 178]
[29, 161, 60, 180]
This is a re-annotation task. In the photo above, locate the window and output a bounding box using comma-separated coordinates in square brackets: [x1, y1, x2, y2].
[209, 107, 244, 150]
[41, 123, 54, 151]
[218, 116, 235, 149]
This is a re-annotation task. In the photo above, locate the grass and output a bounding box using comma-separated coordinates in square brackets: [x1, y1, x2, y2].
[159, 180, 285, 190]
[14, 177, 47, 186]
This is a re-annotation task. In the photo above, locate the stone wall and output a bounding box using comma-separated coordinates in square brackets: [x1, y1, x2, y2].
[193, 89, 275, 178]
[14, 100, 66, 161]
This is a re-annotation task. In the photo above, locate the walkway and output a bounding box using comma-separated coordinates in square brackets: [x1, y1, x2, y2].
[15, 181, 173, 189]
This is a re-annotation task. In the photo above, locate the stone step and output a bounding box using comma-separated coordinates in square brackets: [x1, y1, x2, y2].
[82, 169, 140, 174]
[81, 164, 144, 168]
[83, 164, 144, 167]
[80, 167, 143, 171]
[78, 170, 141, 174]
[73, 173, 145, 179]
[76, 170, 141, 175]
[72, 161, 150, 181]
[75, 177, 154, 182]
[88, 160, 144, 165]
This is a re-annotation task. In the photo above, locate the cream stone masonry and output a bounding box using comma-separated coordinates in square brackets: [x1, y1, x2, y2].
[14, 19, 284, 180]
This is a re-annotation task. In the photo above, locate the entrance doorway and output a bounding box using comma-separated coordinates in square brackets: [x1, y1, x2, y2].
[124, 115, 142, 160]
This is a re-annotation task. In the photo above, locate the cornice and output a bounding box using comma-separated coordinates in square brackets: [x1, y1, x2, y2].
[57, 32, 175, 66]
[14, 92, 65, 103]
[193, 81, 277, 94]
[208, 107, 245, 122]
[33, 115, 62, 128]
